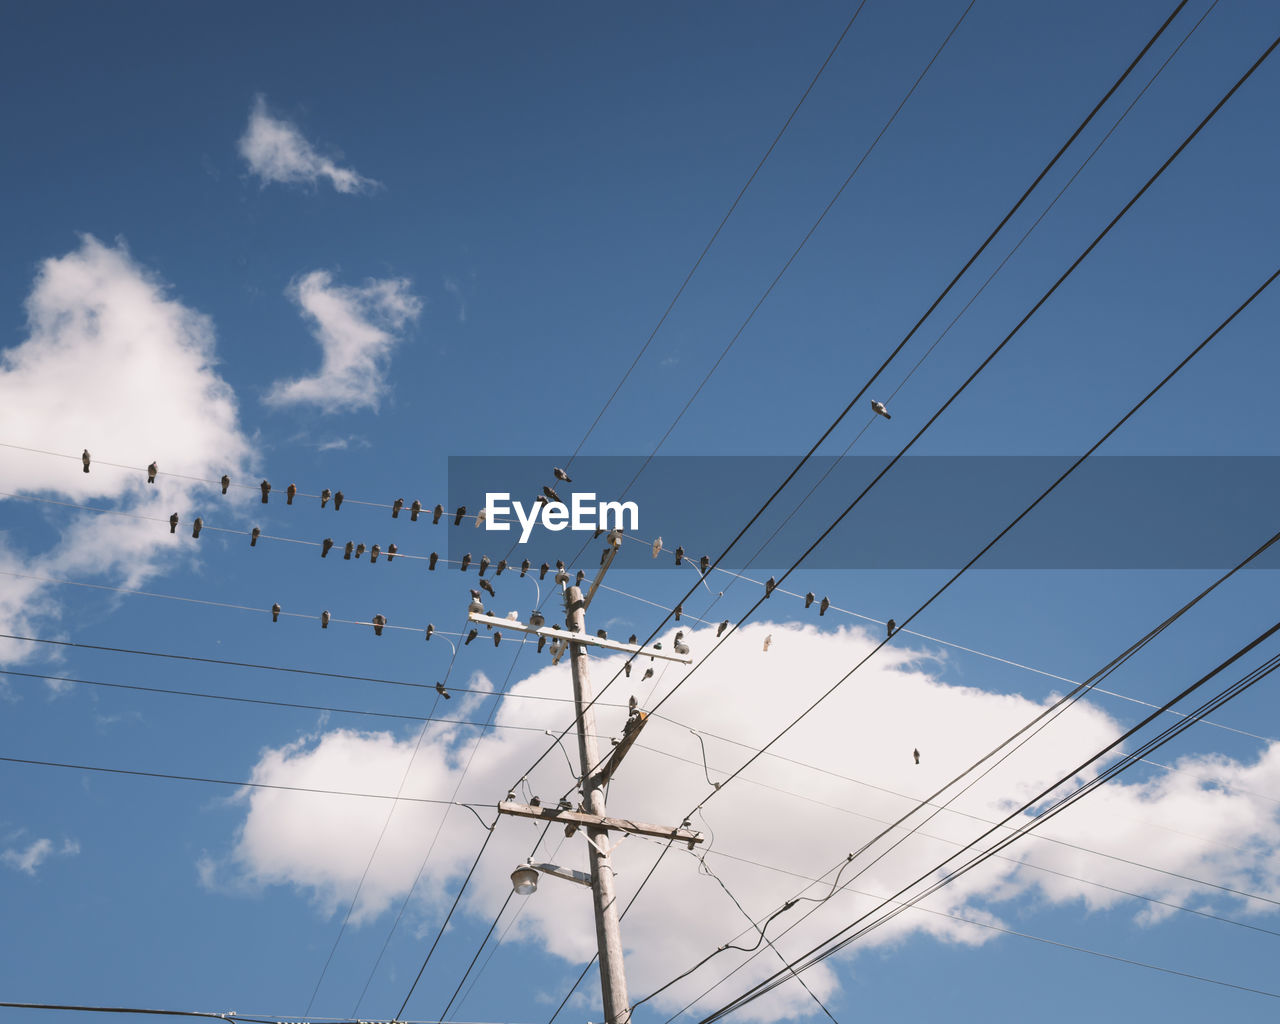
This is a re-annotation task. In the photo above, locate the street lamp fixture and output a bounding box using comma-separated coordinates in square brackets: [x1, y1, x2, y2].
[510, 860, 593, 894]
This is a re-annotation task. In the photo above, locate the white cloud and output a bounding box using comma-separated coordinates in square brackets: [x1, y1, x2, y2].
[2, 836, 79, 875]
[0, 236, 255, 666]
[238, 95, 378, 194]
[211, 621, 1280, 1021]
[263, 271, 421, 413]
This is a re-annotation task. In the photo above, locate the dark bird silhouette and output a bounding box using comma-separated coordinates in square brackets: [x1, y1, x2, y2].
[428, 552, 439, 570]
[520, 558, 530, 577]
[537, 635, 547, 653]
[411, 499, 423, 521]
[250, 527, 260, 547]
[479, 578, 495, 598]
[321, 538, 334, 558]
[643, 668, 654, 681]
[321, 610, 330, 629]
[192, 517, 203, 538]
[871, 400, 891, 420]
[628, 634, 637, 645]
[674, 546, 684, 566]
[81, 449, 90, 473]
[624, 662, 631, 677]
[554, 467, 572, 483]
[913, 748, 920, 765]
[597, 628, 607, 640]
[465, 628, 478, 646]
[495, 559, 507, 576]
[539, 562, 550, 580]
[354, 543, 365, 559]
[392, 498, 404, 518]
[425, 623, 434, 642]
[370, 544, 380, 563]
[286, 483, 297, 505]
[886, 619, 896, 638]
[699, 554, 709, 577]
[460, 552, 472, 572]
[260, 480, 270, 504]
[372, 614, 386, 637]
[271, 603, 281, 622]
[343, 541, 353, 560]
[321, 488, 331, 508]
[765, 577, 776, 599]
[221, 475, 230, 495]
[432, 503, 443, 524]
[819, 596, 830, 616]
[333, 491, 344, 511]
[674, 604, 682, 622]
[493, 631, 502, 647]
[478, 555, 490, 576]
[717, 620, 729, 637]
[436, 681, 451, 699]
[575, 570, 585, 586]
[169, 513, 178, 535]
[542, 485, 561, 504]
[454, 505, 466, 526]
[805, 592, 815, 609]
[387, 543, 397, 562]
[147, 461, 158, 484]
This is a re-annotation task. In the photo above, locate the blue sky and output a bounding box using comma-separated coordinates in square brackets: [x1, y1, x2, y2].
[2, 2, 1280, 1023]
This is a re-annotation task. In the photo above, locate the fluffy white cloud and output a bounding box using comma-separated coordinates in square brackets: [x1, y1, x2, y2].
[2, 836, 80, 875]
[211, 621, 1280, 1021]
[0, 236, 255, 665]
[238, 95, 378, 194]
[263, 271, 421, 413]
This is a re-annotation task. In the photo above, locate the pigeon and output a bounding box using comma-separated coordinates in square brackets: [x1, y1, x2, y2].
[221, 474, 230, 495]
[344, 541, 354, 560]
[886, 619, 896, 638]
[762, 634, 773, 652]
[535, 494, 548, 508]
[819, 596, 830, 616]
[260, 480, 271, 504]
[493, 631, 502, 647]
[354, 543, 366, 559]
[575, 570, 585, 586]
[370, 544, 380, 563]
[542, 485, 561, 504]
[520, 558, 530, 577]
[321, 488, 331, 508]
[537, 635, 547, 653]
[478, 555, 491, 576]
[147, 461, 158, 484]
[454, 505, 466, 526]
[529, 609, 545, 628]
[593, 527, 604, 539]
[642, 667, 654, 681]
[169, 513, 179, 534]
[271, 602, 281, 622]
[668, 546, 682, 566]
[479, 578, 496, 598]
[469, 590, 485, 614]
[674, 604, 682, 622]
[717, 620, 729, 638]
[192, 517, 203, 539]
[554, 467, 572, 483]
[286, 483, 297, 505]
[539, 562, 550, 580]
[372, 614, 386, 637]
[333, 490, 344, 511]
[495, 559, 507, 576]
[321, 538, 334, 558]
[628, 634, 637, 645]
[410, 499, 423, 522]
[765, 577, 776, 599]
[392, 498, 404, 519]
[556, 560, 565, 571]
[435, 681, 451, 699]
[460, 552, 472, 572]
[652, 537, 663, 559]
[250, 527, 260, 547]
[476, 508, 486, 528]
[432, 503, 443, 524]
[871, 400, 891, 420]
[674, 632, 690, 656]
[699, 555, 710, 577]
[387, 543, 397, 562]
[913, 748, 920, 765]
[629, 695, 638, 712]
[425, 623, 434, 642]
[597, 628, 607, 640]
[600, 547, 609, 567]
[81, 449, 91, 473]
[321, 610, 330, 629]
[624, 662, 631, 677]
[805, 592, 815, 609]
[465, 629, 478, 646]
[429, 552, 439, 570]
[506, 611, 520, 621]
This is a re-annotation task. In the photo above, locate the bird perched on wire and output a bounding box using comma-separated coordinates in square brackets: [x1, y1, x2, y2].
[805, 592, 815, 608]
[913, 748, 920, 765]
[321, 538, 334, 558]
[493, 631, 502, 647]
[520, 558, 530, 577]
[321, 610, 330, 629]
[554, 467, 572, 483]
[623, 661, 632, 678]
[354, 543, 366, 559]
[886, 619, 896, 638]
[495, 559, 507, 576]
[476, 508, 486, 528]
[674, 604, 682, 622]
[428, 552, 439, 570]
[699, 555, 710, 577]
[461, 552, 472, 572]
[250, 527, 260, 547]
[765, 577, 776, 599]
[435, 681, 451, 699]
[392, 498, 404, 518]
[432, 503, 443, 524]
[425, 623, 434, 642]
[343, 541, 354, 560]
[871, 400, 891, 420]
[260, 480, 271, 503]
[387, 543, 397, 562]
[271, 603, 281, 623]
[410, 499, 423, 522]
[539, 562, 550, 580]
[479, 578, 496, 598]
[651, 537, 663, 559]
[469, 590, 485, 614]
[542, 485, 561, 504]
[286, 483, 297, 505]
[81, 449, 91, 473]
[321, 488, 331, 508]
[192, 517, 203, 538]
[478, 555, 491, 576]
[221, 474, 230, 495]
[147, 461, 158, 484]
[454, 505, 466, 526]
[717, 620, 729, 638]
[370, 544, 380, 563]
[169, 513, 179, 534]
[372, 614, 387, 637]
[674, 546, 684, 565]
[333, 491, 344, 511]
[820, 596, 830, 616]
[642, 667, 654, 681]
[537, 634, 547, 653]
[762, 634, 773, 652]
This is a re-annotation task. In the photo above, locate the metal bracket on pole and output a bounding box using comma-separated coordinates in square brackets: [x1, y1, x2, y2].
[498, 800, 703, 847]
[467, 611, 692, 664]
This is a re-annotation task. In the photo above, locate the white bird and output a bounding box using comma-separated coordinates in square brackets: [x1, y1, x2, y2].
[651, 537, 663, 559]
[762, 633, 773, 652]
[476, 508, 486, 528]
[871, 400, 891, 420]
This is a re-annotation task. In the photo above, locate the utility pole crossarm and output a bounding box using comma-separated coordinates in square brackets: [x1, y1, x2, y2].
[467, 611, 692, 663]
[497, 800, 703, 847]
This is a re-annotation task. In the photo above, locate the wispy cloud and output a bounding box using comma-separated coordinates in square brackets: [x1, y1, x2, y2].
[2, 837, 79, 876]
[263, 271, 421, 413]
[443, 277, 467, 323]
[238, 95, 378, 194]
